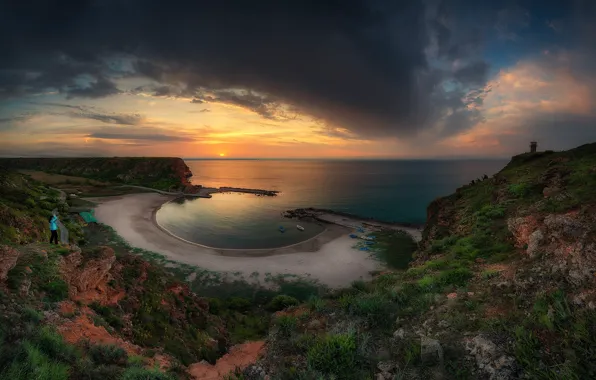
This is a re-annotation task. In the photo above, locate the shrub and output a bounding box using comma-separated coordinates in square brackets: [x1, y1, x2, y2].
[350, 293, 392, 325]
[351, 280, 367, 292]
[226, 297, 252, 312]
[22, 307, 44, 323]
[74, 359, 123, 380]
[120, 366, 176, 380]
[37, 327, 80, 363]
[438, 268, 473, 288]
[508, 183, 531, 198]
[208, 298, 223, 315]
[41, 280, 69, 302]
[307, 295, 325, 312]
[3, 342, 70, 380]
[88, 344, 128, 366]
[276, 315, 298, 336]
[266, 295, 299, 312]
[417, 275, 437, 290]
[481, 270, 500, 280]
[127, 355, 146, 367]
[307, 333, 358, 378]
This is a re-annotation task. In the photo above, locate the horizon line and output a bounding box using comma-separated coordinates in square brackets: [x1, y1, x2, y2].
[183, 156, 511, 161]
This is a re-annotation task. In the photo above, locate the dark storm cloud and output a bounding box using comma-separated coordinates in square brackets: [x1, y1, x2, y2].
[0, 0, 588, 140]
[192, 90, 286, 120]
[66, 76, 120, 98]
[495, 5, 530, 41]
[87, 132, 193, 142]
[454, 62, 490, 86]
[32, 102, 143, 125]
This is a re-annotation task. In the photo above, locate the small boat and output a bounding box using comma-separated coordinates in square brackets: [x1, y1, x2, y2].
[279, 226, 286, 233]
[297, 225, 305, 231]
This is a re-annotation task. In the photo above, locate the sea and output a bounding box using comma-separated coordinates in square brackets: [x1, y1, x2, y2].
[155, 159, 508, 249]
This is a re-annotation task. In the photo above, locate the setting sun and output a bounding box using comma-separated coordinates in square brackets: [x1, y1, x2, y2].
[219, 153, 226, 157]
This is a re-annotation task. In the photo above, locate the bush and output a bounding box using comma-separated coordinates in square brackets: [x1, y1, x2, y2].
[208, 298, 222, 315]
[438, 268, 473, 288]
[508, 183, 531, 198]
[120, 366, 176, 380]
[88, 344, 128, 366]
[350, 293, 392, 326]
[307, 333, 358, 378]
[42, 279, 69, 302]
[37, 327, 80, 363]
[2, 342, 70, 380]
[417, 275, 437, 290]
[307, 295, 325, 312]
[276, 315, 298, 336]
[266, 295, 299, 312]
[22, 307, 44, 323]
[226, 297, 252, 312]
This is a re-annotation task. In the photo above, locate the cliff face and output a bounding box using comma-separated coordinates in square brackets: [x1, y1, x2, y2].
[251, 143, 596, 380]
[0, 157, 195, 191]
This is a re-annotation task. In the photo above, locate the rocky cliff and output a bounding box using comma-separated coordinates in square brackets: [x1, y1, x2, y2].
[248, 143, 596, 380]
[0, 157, 195, 191]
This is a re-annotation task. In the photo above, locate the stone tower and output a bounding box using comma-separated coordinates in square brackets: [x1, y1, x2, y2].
[530, 141, 537, 153]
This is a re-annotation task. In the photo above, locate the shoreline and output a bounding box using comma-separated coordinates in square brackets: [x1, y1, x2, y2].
[152, 196, 348, 256]
[90, 193, 384, 287]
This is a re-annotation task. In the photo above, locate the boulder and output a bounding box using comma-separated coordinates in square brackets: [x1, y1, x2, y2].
[465, 335, 517, 379]
[0, 245, 20, 282]
[420, 336, 443, 365]
[526, 229, 543, 258]
[393, 328, 405, 339]
[59, 246, 116, 298]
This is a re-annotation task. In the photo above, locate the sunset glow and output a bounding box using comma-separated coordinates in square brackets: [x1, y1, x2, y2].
[1, 1, 595, 158]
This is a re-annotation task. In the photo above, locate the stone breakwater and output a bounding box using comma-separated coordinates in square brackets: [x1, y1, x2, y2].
[219, 187, 279, 196]
[283, 208, 424, 235]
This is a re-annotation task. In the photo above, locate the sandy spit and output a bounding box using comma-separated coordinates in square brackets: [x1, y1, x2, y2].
[92, 193, 384, 287]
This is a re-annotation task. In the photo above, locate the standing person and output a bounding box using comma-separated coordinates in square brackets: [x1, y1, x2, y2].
[49, 214, 59, 244]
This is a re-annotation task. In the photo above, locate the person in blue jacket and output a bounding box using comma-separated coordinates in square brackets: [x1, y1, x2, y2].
[49, 214, 59, 244]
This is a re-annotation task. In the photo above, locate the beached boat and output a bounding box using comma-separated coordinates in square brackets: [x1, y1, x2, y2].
[297, 225, 305, 231]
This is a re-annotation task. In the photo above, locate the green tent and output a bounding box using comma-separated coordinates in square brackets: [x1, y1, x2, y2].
[79, 211, 97, 223]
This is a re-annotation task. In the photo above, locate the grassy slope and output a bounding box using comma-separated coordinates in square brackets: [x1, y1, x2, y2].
[0, 169, 327, 379]
[247, 143, 596, 380]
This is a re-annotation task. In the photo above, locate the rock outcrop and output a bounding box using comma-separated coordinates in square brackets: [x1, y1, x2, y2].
[0, 245, 20, 282]
[59, 246, 116, 299]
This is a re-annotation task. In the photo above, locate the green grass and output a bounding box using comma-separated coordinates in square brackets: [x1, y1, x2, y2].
[306, 332, 358, 379]
[88, 344, 128, 366]
[275, 315, 298, 337]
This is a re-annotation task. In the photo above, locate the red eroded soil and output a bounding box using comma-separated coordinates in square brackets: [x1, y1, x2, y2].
[56, 311, 170, 369]
[188, 341, 265, 380]
[58, 313, 143, 356]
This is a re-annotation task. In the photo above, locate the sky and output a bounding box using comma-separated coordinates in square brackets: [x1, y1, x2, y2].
[1, 0, 595, 159]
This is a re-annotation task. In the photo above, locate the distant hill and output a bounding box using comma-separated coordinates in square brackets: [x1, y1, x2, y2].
[0, 157, 195, 191]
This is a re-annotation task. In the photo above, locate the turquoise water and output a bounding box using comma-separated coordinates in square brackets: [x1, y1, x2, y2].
[156, 159, 508, 249]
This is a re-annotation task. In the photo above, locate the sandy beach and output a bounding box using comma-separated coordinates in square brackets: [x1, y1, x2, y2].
[92, 193, 397, 287]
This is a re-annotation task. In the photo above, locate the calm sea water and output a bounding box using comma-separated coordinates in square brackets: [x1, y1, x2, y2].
[156, 159, 507, 249]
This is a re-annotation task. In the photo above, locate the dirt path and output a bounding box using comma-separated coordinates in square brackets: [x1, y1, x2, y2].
[92, 193, 382, 287]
